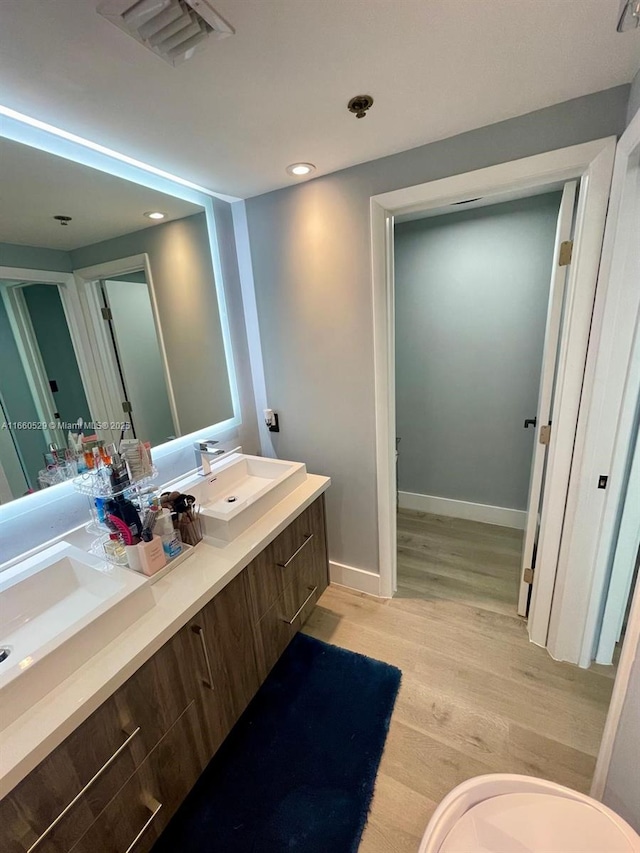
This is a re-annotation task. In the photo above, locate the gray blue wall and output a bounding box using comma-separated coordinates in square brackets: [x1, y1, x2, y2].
[244, 85, 629, 574]
[395, 193, 561, 511]
[0, 243, 72, 271]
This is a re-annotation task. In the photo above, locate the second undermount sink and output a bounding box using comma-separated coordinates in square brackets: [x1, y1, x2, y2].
[176, 453, 307, 542]
[0, 541, 154, 729]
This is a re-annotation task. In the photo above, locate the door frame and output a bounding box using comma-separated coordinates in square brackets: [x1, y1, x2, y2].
[549, 109, 640, 667]
[1, 282, 59, 447]
[370, 136, 616, 654]
[0, 267, 87, 446]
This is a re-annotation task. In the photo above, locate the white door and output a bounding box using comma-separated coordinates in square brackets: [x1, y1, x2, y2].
[517, 181, 578, 616]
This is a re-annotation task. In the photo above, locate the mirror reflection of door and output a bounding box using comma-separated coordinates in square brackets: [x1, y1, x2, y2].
[0, 280, 90, 494]
[22, 284, 92, 431]
[99, 273, 177, 448]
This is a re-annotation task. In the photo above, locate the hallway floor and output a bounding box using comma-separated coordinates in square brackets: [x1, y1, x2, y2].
[303, 510, 617, 853]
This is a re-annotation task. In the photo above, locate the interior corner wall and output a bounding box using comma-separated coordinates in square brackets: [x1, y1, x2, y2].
[243, 85, 629, 577]
[395, 193, 561, 513]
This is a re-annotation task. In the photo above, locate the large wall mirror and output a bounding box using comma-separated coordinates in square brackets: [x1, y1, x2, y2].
[0, 135, 236, 504]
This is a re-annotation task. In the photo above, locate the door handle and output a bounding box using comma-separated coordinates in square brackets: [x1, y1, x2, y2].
[524, 418, 537, 429]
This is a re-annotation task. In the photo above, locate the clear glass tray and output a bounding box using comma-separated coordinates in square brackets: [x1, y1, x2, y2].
[73, 466, 158, 498]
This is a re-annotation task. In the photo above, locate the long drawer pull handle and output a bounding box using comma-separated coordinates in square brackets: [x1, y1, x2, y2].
[277, 533, 314, 568]
[191, 624, 215, 691]
[124, 798, 162, 853]
[27, 725, 141, 852]
[281, 586, 318, 625]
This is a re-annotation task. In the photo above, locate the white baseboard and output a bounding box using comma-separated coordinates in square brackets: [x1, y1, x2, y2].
[398, 491, 526, 530]
[329, 561, 381, 596]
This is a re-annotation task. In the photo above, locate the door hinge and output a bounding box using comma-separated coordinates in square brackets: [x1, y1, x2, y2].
[122, 400, 133, 413]
[523, 568, 534, 584]
[539, 424, 551, 446]
[101, 306, 113, 321]
[559, 240, 573, 266]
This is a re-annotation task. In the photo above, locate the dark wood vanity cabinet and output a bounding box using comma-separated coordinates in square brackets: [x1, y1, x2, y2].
[0, 495, 329, 853]
[186, 569, 261, 757]
[249, 497, 329, 680]
[0, 622, 202, 853]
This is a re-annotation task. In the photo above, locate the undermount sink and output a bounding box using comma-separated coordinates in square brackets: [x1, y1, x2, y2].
[176, 453, 307, 542]
[0, 541, 153, 729]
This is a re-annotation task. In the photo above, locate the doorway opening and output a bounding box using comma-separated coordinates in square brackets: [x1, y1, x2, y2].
[394, 186, 574, 622]
[370, 137, 620, 653]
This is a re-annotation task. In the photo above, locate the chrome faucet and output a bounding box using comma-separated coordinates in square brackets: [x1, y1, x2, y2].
[194, 439, 225, 474]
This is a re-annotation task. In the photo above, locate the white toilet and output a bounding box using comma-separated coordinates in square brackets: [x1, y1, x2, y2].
[419, 774, 640, 853]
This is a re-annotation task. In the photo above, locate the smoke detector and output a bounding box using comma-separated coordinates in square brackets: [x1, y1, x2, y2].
[98, 0, 235, 65]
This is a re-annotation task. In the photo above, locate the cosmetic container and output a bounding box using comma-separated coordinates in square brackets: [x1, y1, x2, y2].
[125, 543, 143, 572]
[137, 535, 167, 576]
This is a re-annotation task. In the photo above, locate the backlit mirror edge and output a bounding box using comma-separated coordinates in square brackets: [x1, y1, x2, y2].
[0, 107, 258, 563]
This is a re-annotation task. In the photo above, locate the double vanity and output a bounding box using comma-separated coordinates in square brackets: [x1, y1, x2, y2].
[0, 453, 330, 852]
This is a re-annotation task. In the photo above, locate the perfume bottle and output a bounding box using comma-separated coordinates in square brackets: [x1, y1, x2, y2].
[104, 534, 127, 566]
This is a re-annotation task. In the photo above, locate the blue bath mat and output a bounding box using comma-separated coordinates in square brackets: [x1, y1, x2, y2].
[152, 632, 401, 853]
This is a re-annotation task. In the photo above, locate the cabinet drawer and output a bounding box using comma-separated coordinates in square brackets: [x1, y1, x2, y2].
[0, 696, 140, 853]
[247, 499, 323, 621]
[253, 576, 319, 681]
[70, 700, 207, 853]
[0, 626, 196, 853]
[188, 570, 260, 757]
[113, 624, 197, 760]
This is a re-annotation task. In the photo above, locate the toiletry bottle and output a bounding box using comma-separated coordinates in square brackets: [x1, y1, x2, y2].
[156, 508, 182, 559]
[94, 497, 106, 525]
[137, 535, 166, 576]
[162, 528, 182, 560]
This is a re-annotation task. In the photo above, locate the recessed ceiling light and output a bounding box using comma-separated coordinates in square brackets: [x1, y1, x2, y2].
[144, 211, 166, 220]
[286, 163, 316, 178]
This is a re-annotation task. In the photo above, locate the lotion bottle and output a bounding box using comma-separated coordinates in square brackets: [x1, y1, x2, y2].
[137, 534, 166, 576]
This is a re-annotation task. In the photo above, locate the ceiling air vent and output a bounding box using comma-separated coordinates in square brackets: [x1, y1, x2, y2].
[97, 0, 235, 65]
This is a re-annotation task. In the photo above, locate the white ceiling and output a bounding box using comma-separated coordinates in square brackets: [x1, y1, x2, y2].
[0, 0, 638, 199]
[0, 137, 201, 250]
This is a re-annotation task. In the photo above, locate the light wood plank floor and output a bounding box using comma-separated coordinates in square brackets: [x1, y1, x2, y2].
[303, 510, 616, 853]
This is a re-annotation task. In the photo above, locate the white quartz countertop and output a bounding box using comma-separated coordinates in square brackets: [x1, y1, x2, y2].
[0, 473, 330, 799]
